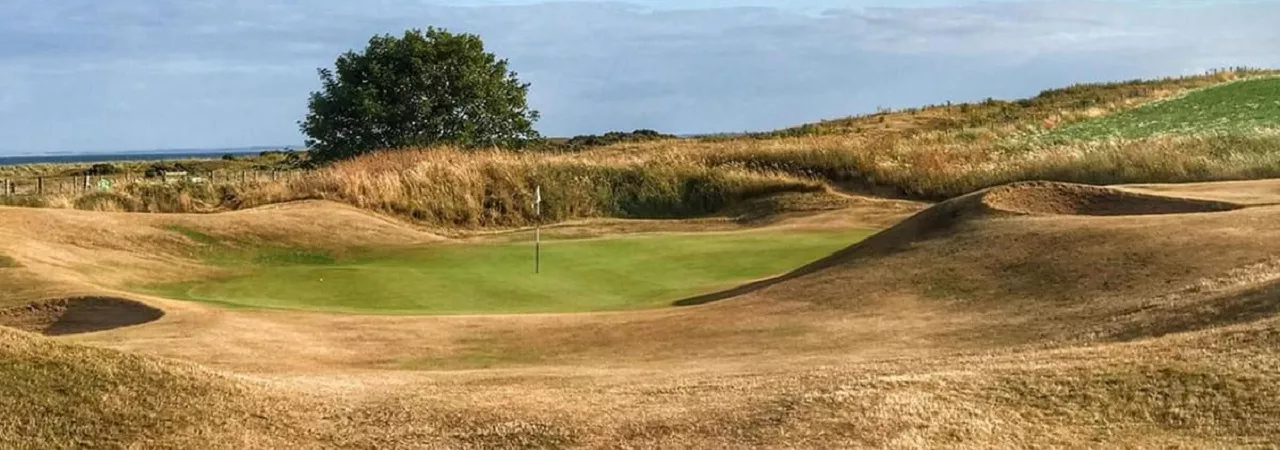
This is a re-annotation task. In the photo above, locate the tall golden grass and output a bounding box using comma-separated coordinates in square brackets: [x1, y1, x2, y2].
[257, 148, 825, 227]
[5, 69, 1280, 227]
[6, 130, 1280, 227]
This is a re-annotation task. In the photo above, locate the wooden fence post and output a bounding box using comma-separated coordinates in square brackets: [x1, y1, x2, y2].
[37, 177, 43, 195]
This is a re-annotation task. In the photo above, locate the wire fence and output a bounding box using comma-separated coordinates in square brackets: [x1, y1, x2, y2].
[0, 170, 310, 198]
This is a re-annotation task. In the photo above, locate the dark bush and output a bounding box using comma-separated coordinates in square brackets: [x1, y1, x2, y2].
[537, 129, 678, 152]
[83, 163, 122, 176]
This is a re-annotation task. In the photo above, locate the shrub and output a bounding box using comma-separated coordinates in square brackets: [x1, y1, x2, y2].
[83, 163, 122, 176]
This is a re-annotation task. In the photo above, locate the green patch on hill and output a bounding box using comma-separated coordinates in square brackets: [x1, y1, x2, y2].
[0, 254, 18, 268]
[138, 228, 876, 315]
[1046, 77, 1280, 141]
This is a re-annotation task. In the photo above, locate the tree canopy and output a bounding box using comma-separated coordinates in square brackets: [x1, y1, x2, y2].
[300, 28, 540, 163]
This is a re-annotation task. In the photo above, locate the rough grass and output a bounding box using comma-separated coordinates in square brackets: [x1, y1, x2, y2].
[139, 228, 876, 314]
[1045, 77, 1280, 141]
[0, 152, 303, 178]
[0, 328, 294, 449]
[0, 254, 18, 268]
[5, 68, 1280, 221]
[8, 174, 1280, 447]
[274, 148, 829, 227]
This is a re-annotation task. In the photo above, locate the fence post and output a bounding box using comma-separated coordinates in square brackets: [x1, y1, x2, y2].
[37, 177, 43, 195]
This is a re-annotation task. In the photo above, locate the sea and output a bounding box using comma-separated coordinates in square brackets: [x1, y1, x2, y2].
[0, 146, 299, 166]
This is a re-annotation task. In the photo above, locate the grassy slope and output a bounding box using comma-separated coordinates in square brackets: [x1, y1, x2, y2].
[0, 328, 298, 449]
[1047, 77, 1280, 140]
[6, 69, 1280, 224]
[140, 229, 876, 314]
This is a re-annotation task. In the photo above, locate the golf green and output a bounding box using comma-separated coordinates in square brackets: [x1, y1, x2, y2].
[143, 229, 876, 315]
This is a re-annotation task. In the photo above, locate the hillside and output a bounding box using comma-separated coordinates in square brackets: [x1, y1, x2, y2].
[0, 327, 308, 448]
[742, 68, 1278, 139]
[1047, 76, 1280, 140]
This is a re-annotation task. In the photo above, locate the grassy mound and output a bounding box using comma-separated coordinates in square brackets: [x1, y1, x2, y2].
[1047, 77, 1280, 141]
[0, 328, 288, 448]
[979, 181, 1241, 216]
[140, 228, 876, 314]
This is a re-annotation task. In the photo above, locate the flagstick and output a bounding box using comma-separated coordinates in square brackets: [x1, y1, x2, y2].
[535, 185, 541, 274]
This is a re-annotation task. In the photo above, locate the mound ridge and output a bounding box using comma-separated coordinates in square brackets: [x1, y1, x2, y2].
[0, 297, 164, 336]
[677, 181, 1252, 306]
[839, 181, 1243, 256]
[981, 181, 1242, 216]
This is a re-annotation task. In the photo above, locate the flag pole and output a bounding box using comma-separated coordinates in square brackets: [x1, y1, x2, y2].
[535, 185, 541, 274]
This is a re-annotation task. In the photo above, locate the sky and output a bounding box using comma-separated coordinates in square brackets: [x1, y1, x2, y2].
[0, 0, 1278, 154]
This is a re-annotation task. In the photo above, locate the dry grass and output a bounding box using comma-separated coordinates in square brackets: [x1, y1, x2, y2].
[17, 130, 1271, 228]
[722, 67, 1269, 139]
[0, 152, 303, 178]
[5, 180, 1280, 447]
[0, 327, 311, 449]
[7, 182, 1280, 447]
[266, 148, 827, 228]
[6, 70, 1280, 227]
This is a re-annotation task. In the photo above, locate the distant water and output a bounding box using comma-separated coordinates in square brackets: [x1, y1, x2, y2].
[0, 147, 294, 166]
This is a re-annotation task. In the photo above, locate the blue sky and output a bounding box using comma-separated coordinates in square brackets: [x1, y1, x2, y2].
[0, 0, 1277, 154]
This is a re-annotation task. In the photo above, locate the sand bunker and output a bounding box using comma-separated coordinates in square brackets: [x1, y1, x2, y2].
[980, 181, 1241, 216]
[0, 297, 163, 336]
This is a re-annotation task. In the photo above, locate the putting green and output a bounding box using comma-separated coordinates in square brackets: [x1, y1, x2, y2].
[142, 229, 876, 315]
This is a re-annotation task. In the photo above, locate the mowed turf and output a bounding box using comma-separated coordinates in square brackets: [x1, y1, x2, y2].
[142, 229, 875, 314]
[1047, 76, 1280, 140]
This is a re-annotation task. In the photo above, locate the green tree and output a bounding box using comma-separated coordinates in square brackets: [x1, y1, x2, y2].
[300, 28, 540, 163]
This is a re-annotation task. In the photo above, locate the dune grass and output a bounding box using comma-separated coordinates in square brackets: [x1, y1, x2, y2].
[140, 228, 876, 314]
[1046, 77, 1280, 141]
[6, 68, 1280, 221]
[0, 254, 17, 268]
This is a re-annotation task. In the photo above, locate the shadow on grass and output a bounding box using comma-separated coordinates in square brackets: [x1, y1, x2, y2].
[673, 237, 876, 307]
[0, 297, 164, 336]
